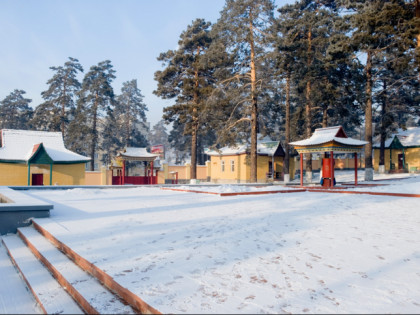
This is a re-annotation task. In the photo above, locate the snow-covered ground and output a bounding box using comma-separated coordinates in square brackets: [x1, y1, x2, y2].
[12, 172, 420, 313]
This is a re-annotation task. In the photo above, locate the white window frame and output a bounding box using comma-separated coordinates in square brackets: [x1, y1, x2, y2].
[230, 160, 235, 172]
[221, 160, 225, 172]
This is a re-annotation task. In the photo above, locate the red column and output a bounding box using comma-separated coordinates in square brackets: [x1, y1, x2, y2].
[354, 152, 358, 186]
[122, 160, 126, 185]
[330, 151, 334, 188]
[150, 161, 154, 185]
[300, 153, 303, 187]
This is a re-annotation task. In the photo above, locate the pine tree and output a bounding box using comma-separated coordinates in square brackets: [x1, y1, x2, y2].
[31, 57, 83, 137]
[154, 19, 215, 179]
[0, 89, 33, 129]
[115, 79, 148, 148]
[340, 0, 416, 180]
[374, 47, 420, 169]
[148, 120, 169, 148]
[211, 0, 275, 182]
[76, 60, 116, 171]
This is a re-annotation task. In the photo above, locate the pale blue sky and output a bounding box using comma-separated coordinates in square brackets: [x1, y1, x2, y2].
[0, 0, 294, 127]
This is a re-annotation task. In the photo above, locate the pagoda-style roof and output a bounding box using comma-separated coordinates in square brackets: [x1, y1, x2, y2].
[0, 129, 90, 164]
[117, 147, 159, 162]
[290, 126, 368, 154]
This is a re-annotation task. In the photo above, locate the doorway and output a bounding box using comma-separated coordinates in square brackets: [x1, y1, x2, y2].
[398, 154, 404, 170]
[32, 173, 43, 186]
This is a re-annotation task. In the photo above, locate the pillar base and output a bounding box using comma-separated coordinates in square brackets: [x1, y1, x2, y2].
[305, 171, 312, 183]
[283, 174, 290, 184]
[364, 168, 374, 181]
[378, 165, 385, 174]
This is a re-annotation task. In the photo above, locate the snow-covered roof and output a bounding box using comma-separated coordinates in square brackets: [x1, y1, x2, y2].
[373, 127, 420, 148]
[0, 129, 90, 163]
[205, 138, 284, 156]
[118, 147, 159, 161]
[290, 126, 368, 147]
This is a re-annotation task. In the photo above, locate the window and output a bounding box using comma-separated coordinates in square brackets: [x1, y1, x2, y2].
[221, 160, 225, 172]
[230, 160, 235, 172]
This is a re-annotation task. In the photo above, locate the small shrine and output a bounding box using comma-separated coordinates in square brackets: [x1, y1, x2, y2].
[112, 147, 159, 185]
[289, 126, 368, 187]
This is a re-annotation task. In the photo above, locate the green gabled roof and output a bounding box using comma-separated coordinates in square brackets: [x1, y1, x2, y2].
[28, 143, 53, 164]
[389, 136, 404, 150]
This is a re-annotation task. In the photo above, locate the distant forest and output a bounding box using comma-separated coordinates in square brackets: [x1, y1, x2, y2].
[0, 0, 419, 181]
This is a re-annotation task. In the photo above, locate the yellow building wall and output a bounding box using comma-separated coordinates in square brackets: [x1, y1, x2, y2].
[210, 155, 243, 183]
[52, 164, 85, 185]
[85, 171, 102, 185]
[373, 148, 420, 171]
[405, 148, 420, 170]
[0, 163, 28, 186]
[210, 154, 284, 183]
[0, 163, 85, 186]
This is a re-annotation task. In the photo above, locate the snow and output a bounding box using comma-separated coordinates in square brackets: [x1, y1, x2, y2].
[119, 147, 159, 159]
[0, 129, 89, 162]
[290, 126, 367, 148]
[205, 137, 282, 156]
[5, 171, 420, 314]
[373, 127, 420, 148]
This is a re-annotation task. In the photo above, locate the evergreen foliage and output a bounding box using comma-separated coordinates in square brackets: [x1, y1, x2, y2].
[0, 89, 33, 130]
[211, 0, 275, 182]
[72, 60, 116, 171]
[115, 79, 149, 148]
[154, 18, 217, 178]
[338, 0, 417, 178]
[2, 0, 420, 180]
[31, 57, 83, 138]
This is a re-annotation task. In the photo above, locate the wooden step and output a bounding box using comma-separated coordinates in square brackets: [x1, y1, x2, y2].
[0, 240, 42, 314]
[32, 219, 161, 314]
[18, 226, 136, 314]
[1, 234, 84, 314]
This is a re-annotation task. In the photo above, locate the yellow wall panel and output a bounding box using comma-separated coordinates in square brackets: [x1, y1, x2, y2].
[0, 163, 28, 186]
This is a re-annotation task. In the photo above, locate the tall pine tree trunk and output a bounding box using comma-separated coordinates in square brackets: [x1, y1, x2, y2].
[249, 16, 258, 183]
[90, 94, 99, 171]
[322, 78, 328, 128]
[126, 112, 130, 147]
[191, 108, 198, 180]
[322, 107, 328, 128]
[365, 50, 374, 180]
[379, 80, 387, 172]
[416, 0, 420, 81]
[190, 50, 200, 180]
[283, 73, 291, 181]
[61, 82, 67, 137]
[305, 29, 313, 178]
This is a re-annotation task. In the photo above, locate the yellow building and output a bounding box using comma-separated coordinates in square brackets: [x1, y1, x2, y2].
[0, 129, 90, 186]
[373, 127, 420, 173]
[205, 138, 285, 183]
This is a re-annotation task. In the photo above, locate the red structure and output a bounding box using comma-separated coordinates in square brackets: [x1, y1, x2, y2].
[112, 147, 159, 185]
[290, 126, 367, 188]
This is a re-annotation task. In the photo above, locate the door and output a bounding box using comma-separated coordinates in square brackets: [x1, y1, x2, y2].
[398, 154, 404, 170]
[268, 161, 273, 178]
[32, 174, 43, 186]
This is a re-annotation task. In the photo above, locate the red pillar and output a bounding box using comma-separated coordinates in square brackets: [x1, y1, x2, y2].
[354, 152, 358, 186]
[150, 161, 154, 185]
[330, 151, 334, 188]
[300, 153, 303, 187]
[122, 160, 126, 185]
